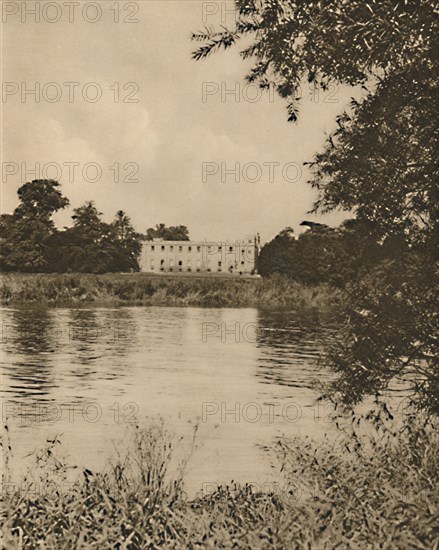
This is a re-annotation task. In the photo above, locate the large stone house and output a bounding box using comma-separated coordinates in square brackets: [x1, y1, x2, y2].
[139, 235, 258, 275]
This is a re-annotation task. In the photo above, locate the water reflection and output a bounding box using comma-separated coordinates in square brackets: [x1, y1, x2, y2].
[2, 308, 60, 401]
[1, 305, 339, 492]
[256, 309, 337, 389]
[2, 307, 144, 403]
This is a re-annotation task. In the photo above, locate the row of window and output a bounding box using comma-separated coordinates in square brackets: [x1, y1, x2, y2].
[149, 244, 249, 254]
[151, 266, 245, 273]
[152, 260, 246, 267]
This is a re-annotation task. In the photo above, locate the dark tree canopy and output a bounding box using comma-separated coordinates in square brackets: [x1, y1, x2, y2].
[258, 220, 387, 286]
[192, 0, 438, 240]
[0, 180, 69, 272]
[309, 61, 438, 243]
[1, 184, 143, 274]
[192, 0, 439, 413]
[145, 224, 190, 241]
[50, 203, 142, 274]
[192, 1, 436, 119]
[109, 211, 143, 272]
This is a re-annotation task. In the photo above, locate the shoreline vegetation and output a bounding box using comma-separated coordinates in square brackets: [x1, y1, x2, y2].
[2, 413, 438, 549]
[0, 273, 344, 309]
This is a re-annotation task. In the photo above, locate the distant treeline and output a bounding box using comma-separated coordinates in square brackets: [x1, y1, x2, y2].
[0, 180, 189, 274]
[1, 180, 435, 288]
[258, 221, 436, 287]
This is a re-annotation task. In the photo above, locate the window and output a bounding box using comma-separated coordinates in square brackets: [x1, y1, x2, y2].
[218, 246, 222, 252]
[188, 246, 192, 252]
[197, 246, 201, 253]
[218, 261, 222, 266]
[161, 245, 165, 251]
[170, 245, 174, 251]
[160, 259, 165, 266]
[151, 245, 155, 251]
[178, 260, 182, 266]
[229, 246, 233, 252]
[196, 268, 200, 272]
[187, 267, 192, 272]
[179, 246, 183, 252]
[218, 268, 222, 272]
[242, 249, 245, 255]
[241, 261, 245, 265]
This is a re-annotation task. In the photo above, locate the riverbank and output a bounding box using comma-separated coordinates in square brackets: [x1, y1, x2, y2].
[0, 273, 344, 309]
[2, 414, 438, 548]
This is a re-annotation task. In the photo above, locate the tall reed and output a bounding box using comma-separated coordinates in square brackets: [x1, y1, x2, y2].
[0, 273, 344, 309]
[2, 410, 438, 548]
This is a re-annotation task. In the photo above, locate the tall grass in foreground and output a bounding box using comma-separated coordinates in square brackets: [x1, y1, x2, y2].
[0, 273, 344, 309]
[2, 410, 438, 549]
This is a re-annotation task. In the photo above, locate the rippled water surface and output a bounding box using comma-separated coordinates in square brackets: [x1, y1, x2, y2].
[2, 305, 341, 493]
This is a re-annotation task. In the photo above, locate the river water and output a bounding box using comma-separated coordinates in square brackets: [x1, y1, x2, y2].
[2, 305, 345, 494]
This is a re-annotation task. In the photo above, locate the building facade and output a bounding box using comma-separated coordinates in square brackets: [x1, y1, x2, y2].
[139, 236, 258, 275]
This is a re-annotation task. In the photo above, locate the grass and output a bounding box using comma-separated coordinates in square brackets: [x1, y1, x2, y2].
[0, 273, 344, 309]
[2, 409, 438, 549]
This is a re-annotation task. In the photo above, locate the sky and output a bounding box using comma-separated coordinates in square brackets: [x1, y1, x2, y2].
[1, 0, 362, 243]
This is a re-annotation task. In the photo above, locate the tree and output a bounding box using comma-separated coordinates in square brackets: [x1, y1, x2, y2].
[325, 253, 438, 414]
[47, 205, 143, 273]
[258, 227, 296, 277]
[0, 180, 69, 272]
[192, 1, 436, 121]
[109, 211, 142, 272]
[259, 220, 384, 286]
[145, 224, 189, 241]
[62, 201, 114, 273]
[1, 183, 143, 274]
[192, 1, 438, 412]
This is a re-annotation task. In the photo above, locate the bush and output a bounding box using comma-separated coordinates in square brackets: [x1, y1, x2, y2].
[2, 410, 438, 548]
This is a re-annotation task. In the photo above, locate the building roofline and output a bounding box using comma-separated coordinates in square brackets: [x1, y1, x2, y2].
[141, 239, 256, 245]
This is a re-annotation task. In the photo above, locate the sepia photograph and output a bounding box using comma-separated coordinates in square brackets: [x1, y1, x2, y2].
[1, 1, 438, 547]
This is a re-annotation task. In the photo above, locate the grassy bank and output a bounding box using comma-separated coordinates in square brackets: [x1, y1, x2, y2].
[0, 273, 344, 309]
[2, 412, 438, 548]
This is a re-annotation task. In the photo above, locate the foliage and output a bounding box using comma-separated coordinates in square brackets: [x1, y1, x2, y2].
[191, 0, 436, 122]
[271, 406, 439, 548]
[191, 0, 438, 413]
[0, 180, 69, 272]
[2, 421, 193, 549]
[0, 272, 343, 309]
[309, 61, 438, 244]
[325, 255, 439, 415]
[145, 223, 190, 241]
[47, 203, 143, 274]
[2, 412, 438, 548]
[259, 220, 386, 286]
[110, 210, 143, 272]
[1, 183, 143, 274]
[257, 226, 297, 278]
[61, 201, 115, 273]
[14, 179, 70, 222]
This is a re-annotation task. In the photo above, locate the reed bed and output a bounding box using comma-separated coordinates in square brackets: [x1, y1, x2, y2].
[2, 411, 438, 549]
[0, 273, 344, 309]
